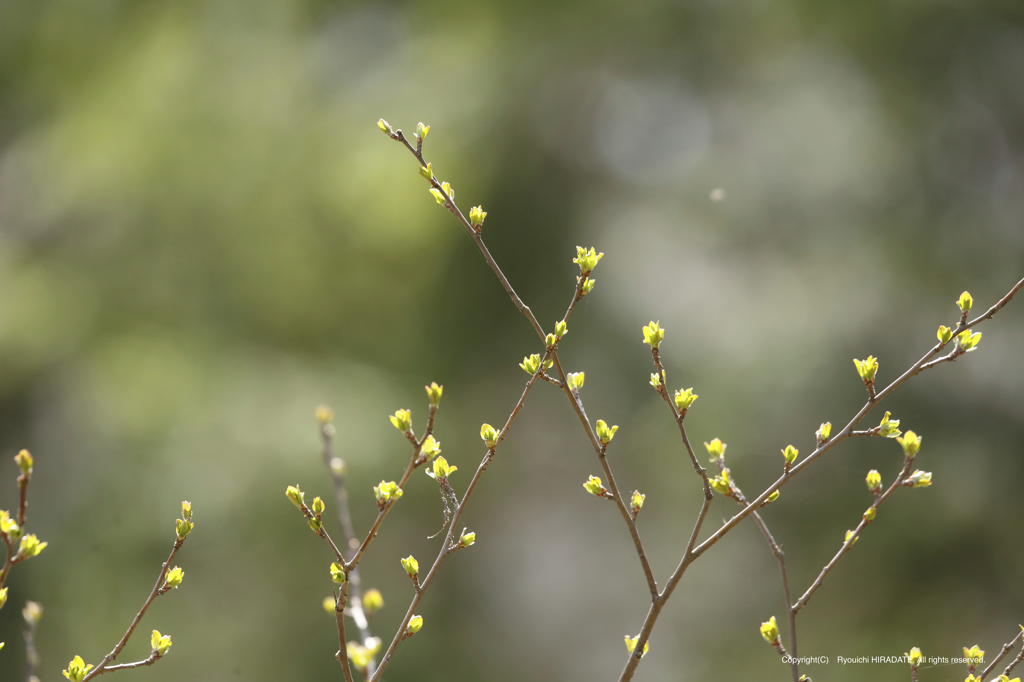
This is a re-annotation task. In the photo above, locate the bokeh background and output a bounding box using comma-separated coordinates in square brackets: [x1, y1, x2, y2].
[1, 0, 1024, 680]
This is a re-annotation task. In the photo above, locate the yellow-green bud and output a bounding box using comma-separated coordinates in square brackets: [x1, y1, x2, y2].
[896, 430, 921, 457]
[853, 356, 879, 383]
[308, 517, 322, 533]
[964, 645, 984, 666]
[519, 354, 552, 375]
[763, 490, 780, 505]
[286, 485, 305, 509]
[866, 469, 882, 493]
[429, 188, 446, 204]
[580, 276, 596, 295]
[416, 122, 430, 139]
[460, 531, 476, 548]
[877, 411, 901, 438]
[330, 562, 346, 584]
[573, 246, 604, 275]
[14, 449, 32, 476]
[844, 530, 859, 545]
[63, 655, 94, 682]
[958, 291, 973, 312]
[907, 470, 932, 488]
[631, 490, 645, 513]
[407, 614, 423, 634]
[957, 329, 982, 352]
[151, 630, 172, 656]
[441, 181, 453, 200]
[596, 419, 618, 445]
[347, 642, 372, 671]
[420, 435, 442, 460]
[624, 634, 649, 657]
[566, 372, 585, 391]
[641, 321, 664, 349]
[704, 438, 726, 460]
[782, 445, 799, 465]
[937, 325, 953, 344]
[181, 501, 192, 520]
[816, 422, 832, 443]
[863, 506, 876, 521]
[312, 497, 325, 516]
[469, 205, 487, 228]
[373, 480, 403, 505]
[554, 320, 568, 338]
[760, 616, 779, 644]
[0, 587, 7, 610]
[164, 566, 184, 589]
[363, 589, 384, 614]
[649, 373, 661, 390]
[315, 405, 334, 425]
[907, 647, 923, 667]
[426, 456, 457, 480]
[22, 601, 42, 624]
[480, 423, 500, 449]
[401, 555, 419, 577]
[710, 469, 731, 495]
[377, 119, 390, 135]
[674, 388, 698, 412]
[425, 382, 443, 406]
[545, 333, 557, 347]
[389, 409, 412, 432]
[323, 596, 336, 613]
[19, 534, 46, 559]
[583, 475, 607, 497]
[419, 163, 433, 180]
[176, 518, 194, 539]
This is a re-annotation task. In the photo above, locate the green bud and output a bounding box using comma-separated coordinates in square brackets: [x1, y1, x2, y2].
[373, 480, 404, 505]
[958, 291, 974, 312]
[0, 587, 7, 610]
[416, 122, 430, 139]
[853, 356, 879, 383]
[566, 372, 585, 391]
[957, 329, 982, 352]
[579, 276, 596, 295]
[937, 325, 953, 344]
[519, 354, 552, 375]
[624, 634, 649, 657]
[573, 246, 604, 275]
[14, 449, 32, 476]
[389, 409, 412, 432]
[906, 647, 924, 668]
[907, 469, 932, 488]
[641, 321, 664, 349]
[426, 455, 457, 480]
[0, 510, 17, 535]
[760, 616, 779, 644]
[844, 529, 859, 545]
[441, 181, 453, 200]
[308, 517, 322, 533]
[631, 490, 645, 514]
[469, 205, 487, 228]
[554, 320, 568, 338]
[877, 411, 901, 438]
[176, 518, 194, 539]
[596, 419, 618, 445]
[63, 655, 94, 682]
[964, 645, 985, 666]
[407, 614, 423, 634]
[312, 496, 325, 516]
[763, 490, 780, 505]
[583, 475, 607, 497]
[866, 469, 882, 493]
[478, 424, 499, 449]
[363, 589, 384, 614]
[710, 469, 731, 495]
[649, 373, 661, 390]
[460, 531, 476, 548]
[425, 382, 443, 407]
[429, 188, 446, 205]
[704, 438, 726, 460]
[164, 566, 184, 589]
[181, 501, 192, 520]
[330, 562, 346, 583]
[286, 485, 305, 509]
[419, 163, 433, 180]
[816, 422, 832, 443]
[782, 445, 799, 464]
[863, 506, 876, 521]
[420, 434, 441, 460]
[151, 630, 172, 656]
[896, 430, 921, 457]
[674, 388, 698, 412]
[401, 555, 419, 578]
[545, 333, 558, 347]
[377, 119, 391, 135]
[347, 642, 372, 671]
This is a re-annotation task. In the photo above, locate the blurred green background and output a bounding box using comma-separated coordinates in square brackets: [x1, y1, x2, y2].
[1, 0, 1023, 680]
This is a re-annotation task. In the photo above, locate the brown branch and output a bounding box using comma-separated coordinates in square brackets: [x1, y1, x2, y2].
[83, 535, 185, 680]
[92, 653, 161, 675]
[979, 629, 1024, 682]
[334, 582, 356, 682]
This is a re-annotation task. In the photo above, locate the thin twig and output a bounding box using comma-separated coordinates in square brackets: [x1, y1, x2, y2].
[334, 582, 356, 682]
[979, 629, 1024, 682]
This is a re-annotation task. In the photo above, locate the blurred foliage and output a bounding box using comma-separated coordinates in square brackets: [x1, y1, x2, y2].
[1, 0, 1023, 680]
